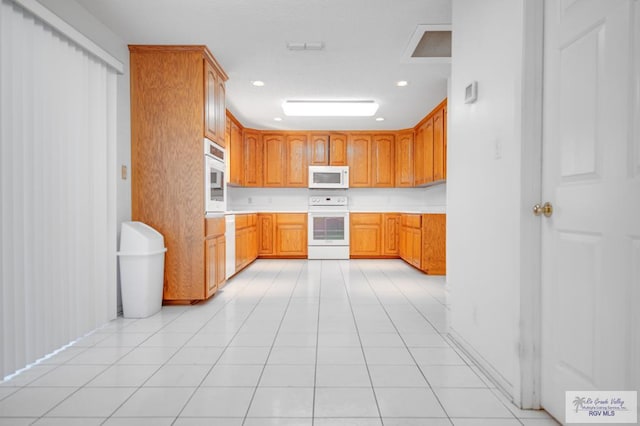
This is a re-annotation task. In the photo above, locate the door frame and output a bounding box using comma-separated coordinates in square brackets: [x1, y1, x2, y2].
[517, 0, 544, 410]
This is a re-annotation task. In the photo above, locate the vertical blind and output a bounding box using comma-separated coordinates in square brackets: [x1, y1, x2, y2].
[0, 0, 119, 379]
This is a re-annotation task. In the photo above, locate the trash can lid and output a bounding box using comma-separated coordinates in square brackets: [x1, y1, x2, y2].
[119, 221, 165, 253]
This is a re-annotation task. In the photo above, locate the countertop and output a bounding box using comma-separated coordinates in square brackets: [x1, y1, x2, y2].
[207, 209, 446, 218]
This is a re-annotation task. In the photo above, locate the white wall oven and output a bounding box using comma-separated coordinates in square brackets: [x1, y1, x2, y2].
[308, 195, 349, 259]
[204, 138, 226, 212]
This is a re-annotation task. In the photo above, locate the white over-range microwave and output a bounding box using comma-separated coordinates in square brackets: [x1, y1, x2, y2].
[308, 166, 349, 189]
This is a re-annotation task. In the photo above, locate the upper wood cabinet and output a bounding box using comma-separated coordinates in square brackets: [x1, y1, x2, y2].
[395, 131, 414, 187]
[129, 45, 227, 303]
[226, 115, 243, 186]
[263, 133, 285, 187]
[204, 57, 228, 147]
[433, 105, 446, 182]
[310, 134, 329, 166]
[309, 133, 347, 166]
[243, 130, 263, 187]
[285, 134, 308, 186]
[348, 134, 372, 187]
[414, 117, 434, 186]
[262, 133, 308, 187]
[371, 134, 395, 187]
[414, 98, 447, 186]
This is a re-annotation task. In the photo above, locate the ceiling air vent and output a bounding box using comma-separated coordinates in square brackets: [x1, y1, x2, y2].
[402, 25, 451, 64]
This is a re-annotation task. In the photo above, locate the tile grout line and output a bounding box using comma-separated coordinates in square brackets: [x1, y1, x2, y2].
[336, 259, 385, 424]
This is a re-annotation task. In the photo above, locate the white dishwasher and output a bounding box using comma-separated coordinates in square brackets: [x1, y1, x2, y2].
[225, 214, 236, 279]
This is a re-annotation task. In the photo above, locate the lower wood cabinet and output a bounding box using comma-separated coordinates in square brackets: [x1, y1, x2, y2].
[400, 214, 422, 268]
[257, 213, 307, 258]
[235, 214, 258, 272]
[205, 217, 226, 298]
[350, 213, 400, 258]
[421, 214, 446, 274]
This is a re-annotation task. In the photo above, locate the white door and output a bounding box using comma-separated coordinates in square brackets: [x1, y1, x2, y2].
[541, 0, 640, 421]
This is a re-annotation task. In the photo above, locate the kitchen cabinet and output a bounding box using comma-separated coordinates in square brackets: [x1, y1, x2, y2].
[433, 104, 446, 182]
[400, 214, 422, 268]
[257, 213, 275, 256]
[285, 134, 308, 187]
[350, 213, 400, 258]
[130, 45, 228, 303]
[350, 213, 383, 257]
[256, 213, 307, 258]
[235, 213, 258, 272]
[347, 134, 372, 187]
[276, 213, 307, 257]
[263, 133, 285, 187]
[205, 217, 226, 297]
[204, 57, 227, 147]
[414, 118, 434, 186]
[383, 213, 401, 256]
[243, 130, 263, 187]
[262, 133, 308, 187]
[310, 133, 347, 166]
[421, 214, 446, 275]
[226, 113, 243, 186]
[371, 134, 395, 187]
[395, 130, 414, 187]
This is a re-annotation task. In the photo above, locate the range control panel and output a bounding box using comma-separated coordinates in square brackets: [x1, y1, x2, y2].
[308, 196, 348, 207]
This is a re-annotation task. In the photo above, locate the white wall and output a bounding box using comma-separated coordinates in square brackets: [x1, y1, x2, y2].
[36, 0, 131, 311]
[448, 0, 527, 403]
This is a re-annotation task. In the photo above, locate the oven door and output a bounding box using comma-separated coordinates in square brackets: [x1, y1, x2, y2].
[308, 211, 349, 246]
[205, 155, 226, 212]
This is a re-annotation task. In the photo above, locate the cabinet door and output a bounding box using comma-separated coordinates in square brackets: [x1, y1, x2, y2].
[372, 134, 395, 187]
[215, 236, 226, 289]
[244, 130, 263, 187]
[310, 134, 329, 165]
[395, 131, 414, 187]
[383, 214, 400, 256]
[414, 118, 434, 185]
[433, 106, 445, 182]
[348, 134, 372, 187]
[285, 134, 308, 187]
[410, 227, 422, 268]
[275, 214, 307, 257]
[258, 214, 275, 256]
[235, 227, 247, 270]
[263, 134, 285, 187]
[421, 214, 446, 275]
[228, 120, 243, 185]
[204, 60, 218, 143]
[329, 133, 347, 166]
[350, 213, 382, 257]
[205, 238, 218, 298]
[215, 77, 226, 147]
[248, 221, 258, 261]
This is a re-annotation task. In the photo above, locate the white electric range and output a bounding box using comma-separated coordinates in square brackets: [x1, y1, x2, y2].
[307, 195, 349, 260]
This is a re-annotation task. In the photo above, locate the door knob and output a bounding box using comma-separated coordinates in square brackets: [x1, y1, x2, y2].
[533, 202, 553, 217]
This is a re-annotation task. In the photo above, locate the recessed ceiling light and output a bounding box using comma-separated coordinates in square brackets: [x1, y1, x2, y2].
[274, 117, 282, 122]
[376, 117, 385, 121]
[251, 80, 265, 87]
[282, 100, 379, 117]
[396, 81, 408, 87]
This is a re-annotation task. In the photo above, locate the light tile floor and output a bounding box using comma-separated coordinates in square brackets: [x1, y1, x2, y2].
[0, 259, 560, 425]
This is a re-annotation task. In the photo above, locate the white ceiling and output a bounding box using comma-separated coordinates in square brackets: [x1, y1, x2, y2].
[74, 0, 452, 131]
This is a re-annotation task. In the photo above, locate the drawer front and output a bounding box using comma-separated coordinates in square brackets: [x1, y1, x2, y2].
[235, 214, 249, 229]
[205, 217, 225, 238]
[402, 214, 421, 229]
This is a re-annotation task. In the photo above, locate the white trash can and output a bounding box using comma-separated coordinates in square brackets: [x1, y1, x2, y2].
[117, 221, 167, 318]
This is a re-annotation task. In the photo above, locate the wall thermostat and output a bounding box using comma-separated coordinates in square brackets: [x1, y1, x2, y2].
[464, 81, 477, 104]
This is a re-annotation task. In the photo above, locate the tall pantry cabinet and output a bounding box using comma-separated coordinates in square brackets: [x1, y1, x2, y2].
[129, 45, 228, 303]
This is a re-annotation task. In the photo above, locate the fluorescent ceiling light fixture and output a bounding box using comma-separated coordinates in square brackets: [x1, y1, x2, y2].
[251, 80, 265, 87]
[282, 100, 379, 117]
[396, 80, 408, 87]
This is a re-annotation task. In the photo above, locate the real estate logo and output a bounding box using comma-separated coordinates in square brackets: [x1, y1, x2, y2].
[566, 391, 637, 423]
